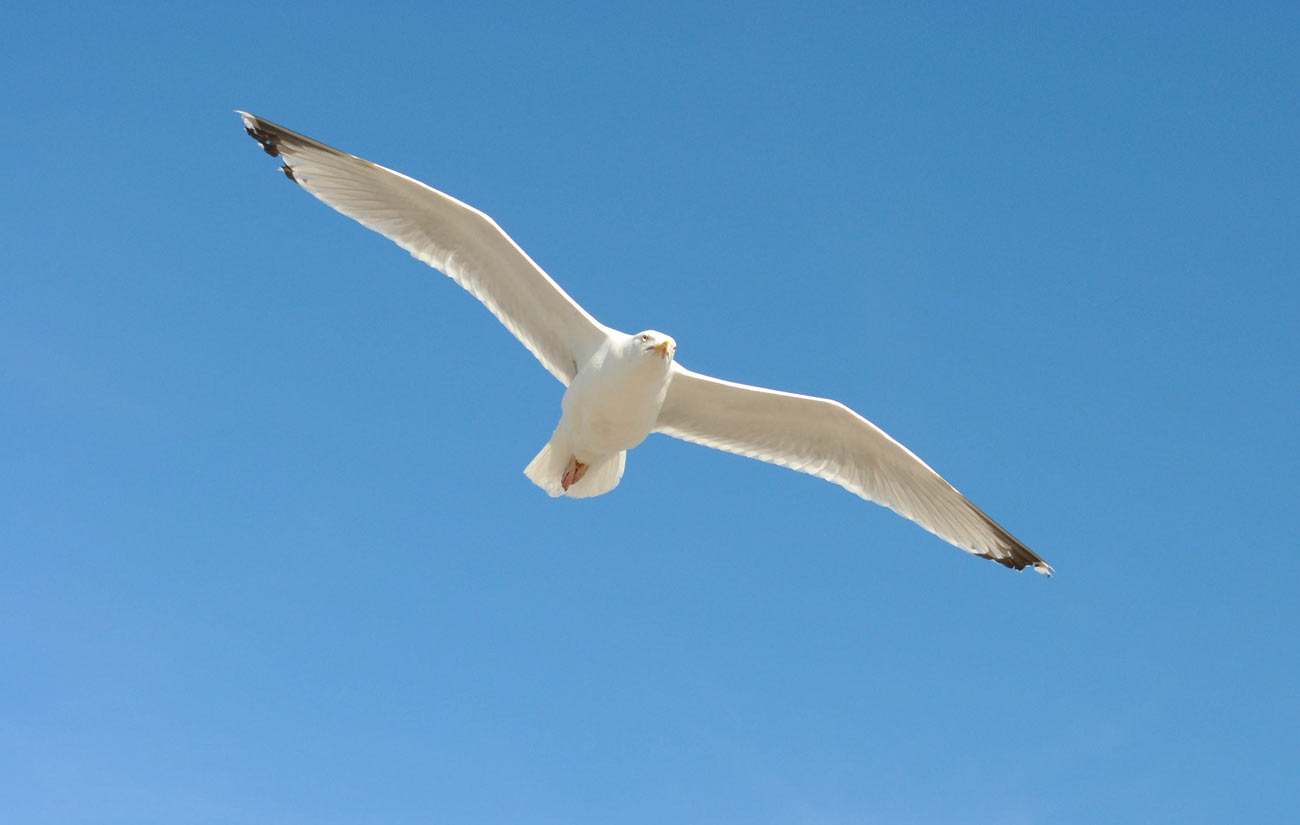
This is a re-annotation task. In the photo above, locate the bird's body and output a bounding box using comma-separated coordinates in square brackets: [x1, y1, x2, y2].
[527, 331, 676, 498]
[237, 111, 1052, 575]
[561, 332, 676, 462]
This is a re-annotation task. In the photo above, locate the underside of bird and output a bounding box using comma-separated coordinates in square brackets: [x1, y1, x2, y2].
[235, 110, 1052, 576]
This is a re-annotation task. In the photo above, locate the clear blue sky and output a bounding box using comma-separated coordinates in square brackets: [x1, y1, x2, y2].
[3, 2, 1297, 823]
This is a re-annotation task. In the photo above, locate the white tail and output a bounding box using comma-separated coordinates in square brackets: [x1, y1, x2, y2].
[523, 434, 569, 497]
[565, 451, 626, 498]
[524, 433, 626, 499]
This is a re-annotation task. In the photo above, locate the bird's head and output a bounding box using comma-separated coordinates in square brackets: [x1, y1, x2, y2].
[633, 330, 676, 363]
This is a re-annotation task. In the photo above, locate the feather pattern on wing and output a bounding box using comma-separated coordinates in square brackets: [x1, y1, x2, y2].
[656, 364, 1051, 573]
[237, 111, 610, 384]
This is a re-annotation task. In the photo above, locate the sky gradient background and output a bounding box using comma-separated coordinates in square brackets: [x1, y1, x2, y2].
[3, 2, 1298, 823]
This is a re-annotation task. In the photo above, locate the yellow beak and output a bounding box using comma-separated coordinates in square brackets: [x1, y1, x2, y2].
[653, 340, 672, 358]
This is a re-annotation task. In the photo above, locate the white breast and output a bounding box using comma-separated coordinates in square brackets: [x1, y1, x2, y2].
[559, 340, 671, 461]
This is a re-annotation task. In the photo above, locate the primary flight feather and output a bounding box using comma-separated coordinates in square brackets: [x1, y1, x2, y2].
[237, 111, 1051, 575]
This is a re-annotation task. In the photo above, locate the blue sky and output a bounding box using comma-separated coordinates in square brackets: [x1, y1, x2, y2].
[3, 2, 1297, 823]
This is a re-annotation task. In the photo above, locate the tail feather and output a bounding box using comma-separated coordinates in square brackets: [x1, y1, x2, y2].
[523, 433, 626, 499]
[565, 452, 626, 498]
[523, 434, 569, 497]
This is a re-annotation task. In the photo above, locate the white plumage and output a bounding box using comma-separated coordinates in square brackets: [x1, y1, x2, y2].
[238, 111, 1051, 575]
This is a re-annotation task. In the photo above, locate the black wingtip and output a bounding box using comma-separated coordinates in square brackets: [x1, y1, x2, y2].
[243, 121, 282, 157]
[237, 111, 352, 173]
[980, 551, 1052, 576]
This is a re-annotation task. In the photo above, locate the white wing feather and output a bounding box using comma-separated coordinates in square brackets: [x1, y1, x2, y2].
[237, 111, 611, 385]
[656, 364, 1051, 573]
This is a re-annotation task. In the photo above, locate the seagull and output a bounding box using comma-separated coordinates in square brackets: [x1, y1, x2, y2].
[237, 111, 1051, 575]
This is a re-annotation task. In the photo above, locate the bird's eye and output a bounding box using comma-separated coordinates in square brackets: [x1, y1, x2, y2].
[640, 334, 649, 342]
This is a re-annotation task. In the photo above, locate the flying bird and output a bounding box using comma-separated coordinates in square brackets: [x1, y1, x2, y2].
[237, 111, 1051, 575]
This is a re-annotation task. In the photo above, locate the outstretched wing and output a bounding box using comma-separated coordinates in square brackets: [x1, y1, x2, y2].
[656, 364, 1051, 573]
[237, 111, 611, 384]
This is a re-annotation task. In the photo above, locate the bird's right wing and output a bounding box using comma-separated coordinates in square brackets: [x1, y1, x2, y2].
[656, 364, 1050, 573]
[237, 111, 612, 385]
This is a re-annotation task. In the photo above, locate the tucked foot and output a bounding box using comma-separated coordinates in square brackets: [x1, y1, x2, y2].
[561, 457, 588, 491]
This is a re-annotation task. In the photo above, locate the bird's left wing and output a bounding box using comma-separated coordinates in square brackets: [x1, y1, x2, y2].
[237, 111, 611, 385]
[656, 364, 1051, 573]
